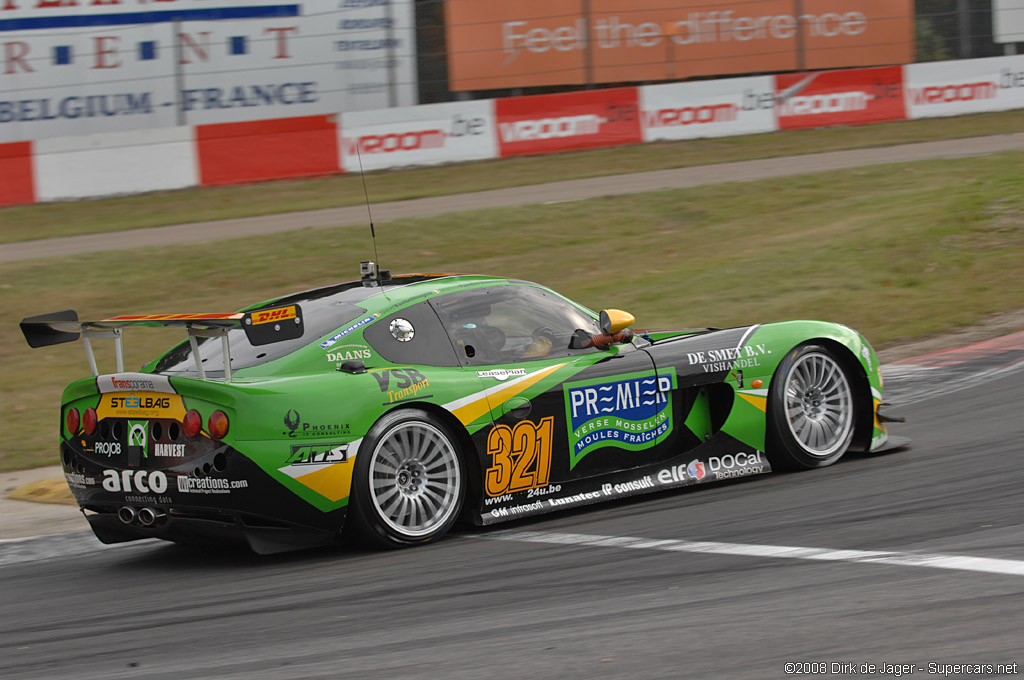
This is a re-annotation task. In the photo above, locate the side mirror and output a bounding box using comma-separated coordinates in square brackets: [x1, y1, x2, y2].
[599, 309, 635, 335]
[568, 329, 591, 350]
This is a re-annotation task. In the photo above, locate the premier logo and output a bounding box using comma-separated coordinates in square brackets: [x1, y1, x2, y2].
[564, 369, 676, 468]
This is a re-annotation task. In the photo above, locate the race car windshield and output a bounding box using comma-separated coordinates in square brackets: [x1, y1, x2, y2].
[154, 282, 382, 375]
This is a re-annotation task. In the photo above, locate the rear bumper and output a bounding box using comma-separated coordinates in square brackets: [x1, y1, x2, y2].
[62, 436, 351, 553]
[85, 504, 344, 554]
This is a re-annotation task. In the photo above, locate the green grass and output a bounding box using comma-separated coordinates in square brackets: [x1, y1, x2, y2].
[2, 110, 1024, 244]
[3, 151, 1023, 471]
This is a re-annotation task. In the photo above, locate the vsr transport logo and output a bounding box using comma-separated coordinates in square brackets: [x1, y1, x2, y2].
[563, 368, 676, 469]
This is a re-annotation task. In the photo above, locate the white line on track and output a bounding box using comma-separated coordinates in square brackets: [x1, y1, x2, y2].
[478, 531, 1024, 577]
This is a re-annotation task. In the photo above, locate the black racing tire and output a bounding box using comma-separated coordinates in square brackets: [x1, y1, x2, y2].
[348, 409, 466, 548]
[767, 343, 857, 470]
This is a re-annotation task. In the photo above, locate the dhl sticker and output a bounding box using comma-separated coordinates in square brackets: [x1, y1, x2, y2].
[250, 306, 297, 326]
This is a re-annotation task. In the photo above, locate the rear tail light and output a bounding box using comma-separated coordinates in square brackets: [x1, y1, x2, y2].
[82, 408, 97, 435]
[183, 409, 202, 439]
[65, 407, 80, 436]
[208, 410, 229, 440]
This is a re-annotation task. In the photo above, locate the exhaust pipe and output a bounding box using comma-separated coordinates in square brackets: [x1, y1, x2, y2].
[117, 506, 136, 524]
[137, 507, 166, 527]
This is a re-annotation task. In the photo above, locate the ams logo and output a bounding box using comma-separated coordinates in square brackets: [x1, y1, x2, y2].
[287, 444, 347, 466]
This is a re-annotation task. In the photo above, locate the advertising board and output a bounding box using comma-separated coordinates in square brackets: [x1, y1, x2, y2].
[495, 88, 642, 157]
[775, 66, 906, 130]
[340, 100, 497, 172]
[640, 76, 776, 142]
[0, 0, 417, 143]
[446, 0, 913, 91]
[905, 55, 1024, 119]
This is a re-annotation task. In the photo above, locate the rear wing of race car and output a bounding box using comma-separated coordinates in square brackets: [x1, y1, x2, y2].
[20, 306, 303, 382]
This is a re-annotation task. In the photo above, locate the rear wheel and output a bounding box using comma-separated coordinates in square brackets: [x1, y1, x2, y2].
[349, 409, 465, 548]
[767, 344, 856, 470]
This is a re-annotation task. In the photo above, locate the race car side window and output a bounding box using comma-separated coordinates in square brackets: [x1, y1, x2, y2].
[363, 301, 461, 367]
[429, 285, 603, 366]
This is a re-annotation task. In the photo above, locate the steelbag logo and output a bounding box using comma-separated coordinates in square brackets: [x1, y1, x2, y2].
[563, 368, 676, 469]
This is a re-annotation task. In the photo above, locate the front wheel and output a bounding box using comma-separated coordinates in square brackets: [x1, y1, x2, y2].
[348, 409, 466, 548]
[767, 344, 857, 470]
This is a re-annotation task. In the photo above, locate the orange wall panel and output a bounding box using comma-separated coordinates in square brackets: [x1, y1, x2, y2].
[446, 0, 914, 90]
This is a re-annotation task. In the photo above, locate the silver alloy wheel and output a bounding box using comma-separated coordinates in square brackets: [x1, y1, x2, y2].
[782, 352, 854, 457]
[368, 421, 462, 538]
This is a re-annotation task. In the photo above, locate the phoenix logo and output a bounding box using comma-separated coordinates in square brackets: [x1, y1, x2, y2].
[284, 409, 301, 433]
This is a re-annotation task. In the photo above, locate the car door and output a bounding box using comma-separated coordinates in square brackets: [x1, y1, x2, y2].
[428, 284, 670, 501]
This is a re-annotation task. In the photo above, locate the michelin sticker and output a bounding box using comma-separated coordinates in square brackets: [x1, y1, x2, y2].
[563, 369, 676, 469]
[320, 314, 381, 349]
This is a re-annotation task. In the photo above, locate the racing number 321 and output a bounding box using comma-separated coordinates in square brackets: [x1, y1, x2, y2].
[485, 417, 554, 497]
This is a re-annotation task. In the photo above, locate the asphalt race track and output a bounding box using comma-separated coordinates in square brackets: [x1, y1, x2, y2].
[1, 363, 1022, 679]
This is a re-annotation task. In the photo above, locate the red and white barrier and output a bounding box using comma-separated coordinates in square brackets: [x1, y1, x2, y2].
[340, 100, 496, 173]
[495, 88, 642, 157]
[640, 76, 775, 142]
[34, 127, 196, 202]
[905, 55, 1024, 119]
[775, 65, 905, 129]
[2, 55, 1023, 207]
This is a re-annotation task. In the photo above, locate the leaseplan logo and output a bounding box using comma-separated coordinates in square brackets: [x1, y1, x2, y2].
[478, 368, 527, 381]
[563, 368, 676, 469]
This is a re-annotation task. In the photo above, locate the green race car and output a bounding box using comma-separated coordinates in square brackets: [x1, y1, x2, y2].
[21, 264, 906, 553]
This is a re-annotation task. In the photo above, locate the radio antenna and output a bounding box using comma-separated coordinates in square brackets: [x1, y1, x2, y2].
[354, 143, 390, 290]
[355, 143, 381, 268]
